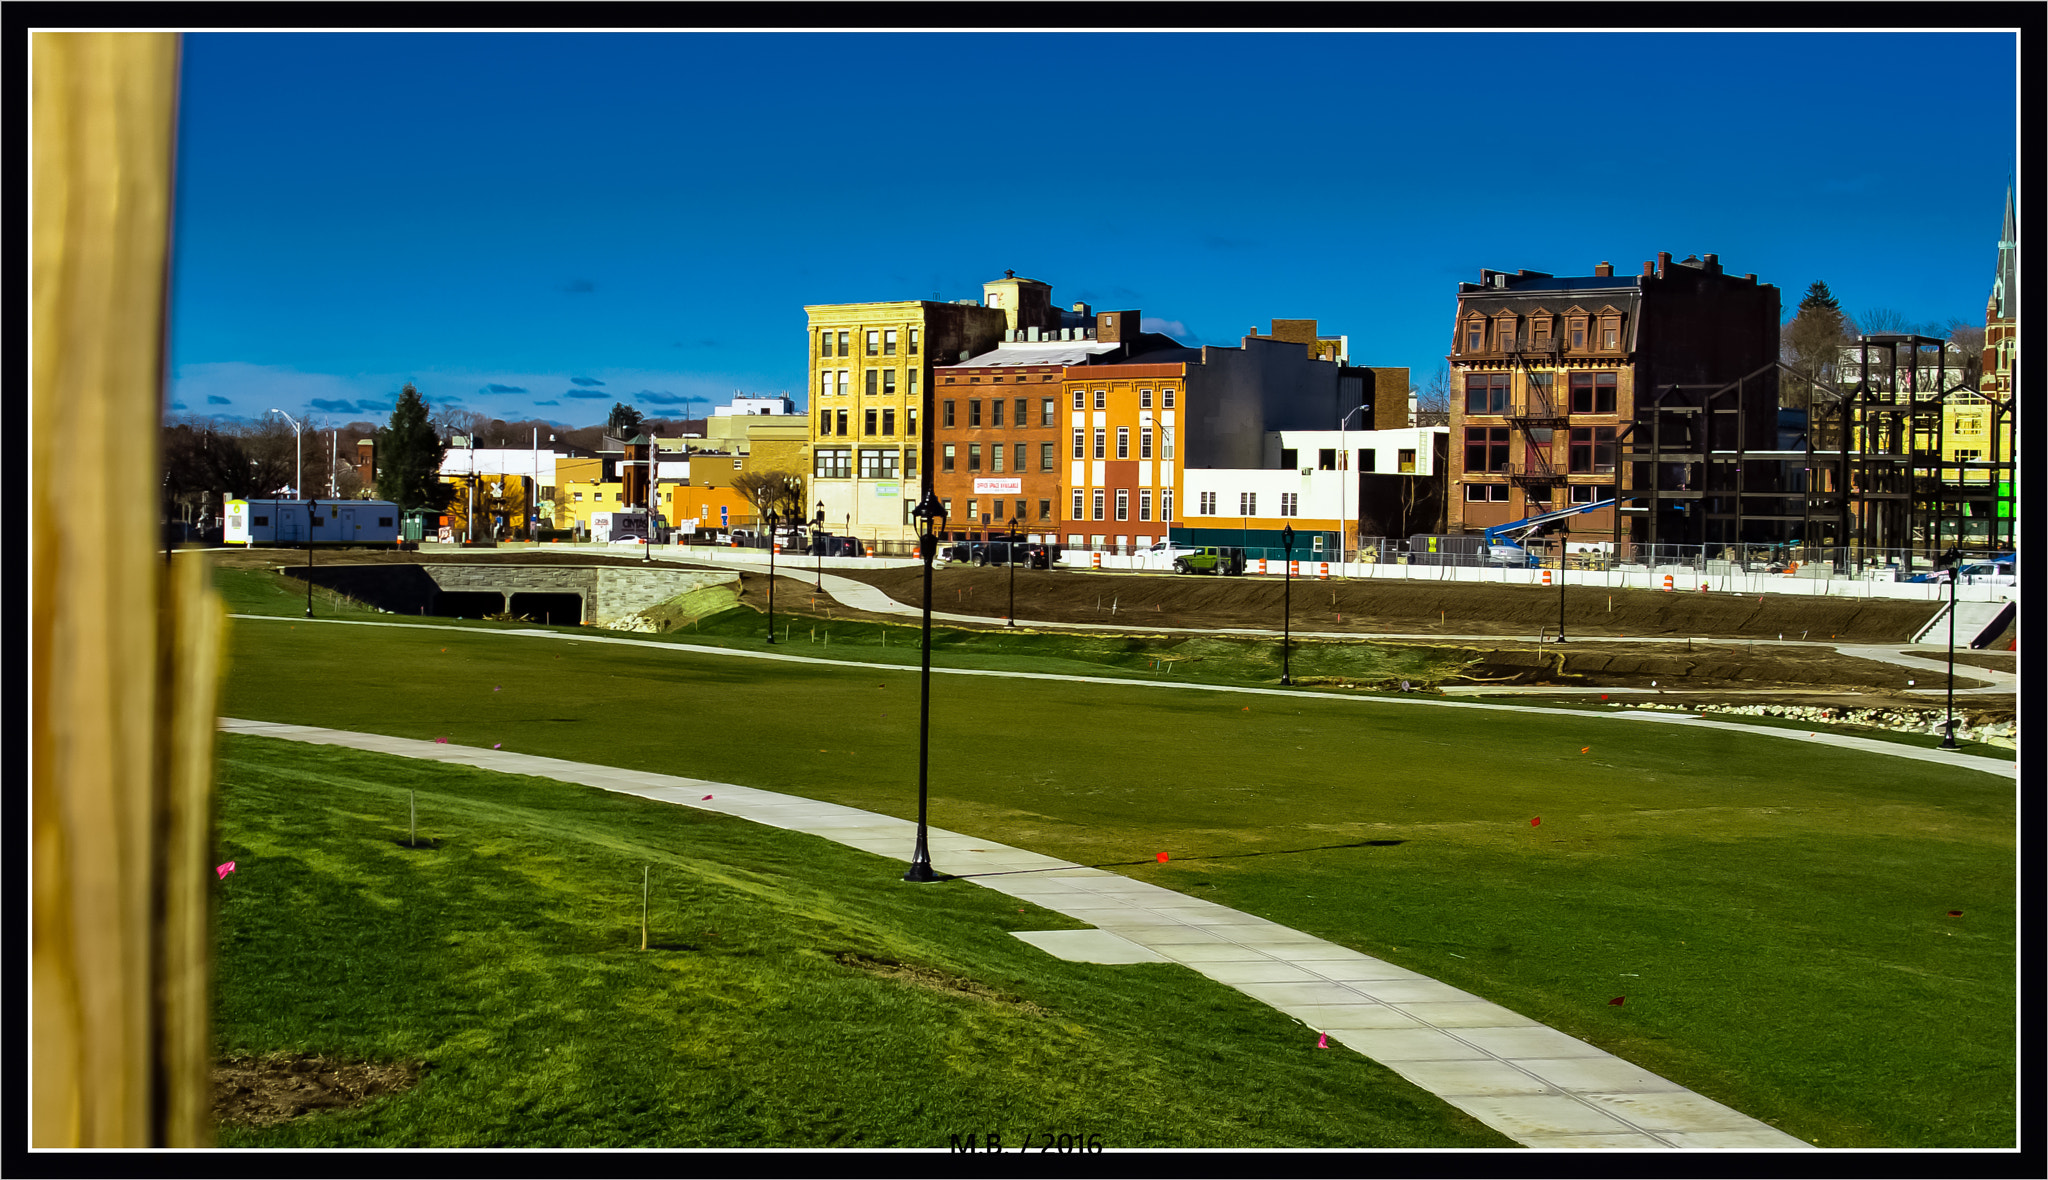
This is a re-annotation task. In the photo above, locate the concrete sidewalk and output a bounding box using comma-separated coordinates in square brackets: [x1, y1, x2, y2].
[218, 716, 1815, 1149]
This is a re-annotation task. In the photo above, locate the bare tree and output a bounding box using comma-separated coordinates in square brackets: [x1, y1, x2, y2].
[1946, 319, 1986, 387]
[1413, 363, 1451, 427]
[729, 469, 807, 523]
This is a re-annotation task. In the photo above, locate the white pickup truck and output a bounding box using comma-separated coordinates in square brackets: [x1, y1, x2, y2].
[1132, 540, 1200, 570]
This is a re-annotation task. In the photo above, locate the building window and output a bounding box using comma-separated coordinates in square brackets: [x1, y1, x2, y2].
[883, 329, 898, 356]
[1495, 316, 1516, 351]
[1141, 427, 1153, 460]
[906, 446, 918, 476]
[1466, 317, 1485, 351]
[1280, 492, 1298, 517]
[1041, 442, 1055, 470]
[968, 444, 981, 472]
[1465, 426, 1510, 472]
[1200, 491, 1216, 515]
[1465, 482, 1511, 503]
[1015, 398, 1027, 428]
[908, 329, 919, 356]
[866, 330, 879, 357]
[1041, 398, 1055, 426]
[1038, 499, 1052, 521]
[819, 411, 831, 436]
[865, 370, 878, 396]
[908, 407, 918, 437]
[1570, 317, 1587, 350]
[967, 499, 978, 522]
[1163, 387, 1175, 408]
[1239, 491, 1256, 516]
[1093, 490, 1106, 520]
[1361, 449, 1376, 472]
[820, 329, 834, 358]
[1532, 318, 1552, 348]
[1115, 490, 1129, 521]
[1117, 426, 1130, 459]
[1073, 490, 1085, 520]
[991, 399, 1004, 428]
[969, 400, 982, 428]
[837, 370, 849, 397]
[1072, 430, 1084, 459]
[859, 449, 899, 479]
[943, 444, 956, 472]
[1094, 390, 1106, 410]
[1140, 388, 1152, 408]
[1569, 372, 1618, 414]
[883, 370, 897, 396]
[991, 444, 1004, 473]
[1281, 448, 1298, 469]
[1569, 484, 1596, 505]
[1319, 448, 1336, 470]
[1163, 428, 1174, 460]
[1568, 426, 1617, 474]
[814, 447, 851, 479]
[1013, 443, 1026, 473]
[820, 373, 833, 403]
[1599, 317, 1619, 350]
[1072, 390, 1084, 410]
[1093, 429, 1105, 459]
[943, 400, 955, 428]
[1465, 373, 1510, 414]
[1139, 489, 1153, 521]
[883, 408, 896, 435]
[835, 409, 848, 436]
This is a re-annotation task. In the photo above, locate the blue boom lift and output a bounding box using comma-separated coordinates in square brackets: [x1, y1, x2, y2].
[1480, 498, 1638, 564]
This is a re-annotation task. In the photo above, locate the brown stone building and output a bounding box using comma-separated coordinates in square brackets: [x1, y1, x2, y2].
[1445, 254, 1779, 547]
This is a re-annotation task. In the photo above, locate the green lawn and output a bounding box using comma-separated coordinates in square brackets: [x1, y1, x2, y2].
[214, 568, 2017, 1147]
[211, 736, 1512, 1148]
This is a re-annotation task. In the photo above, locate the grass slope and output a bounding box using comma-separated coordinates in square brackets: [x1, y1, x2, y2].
[214, 570, 2017, 1147]
[211, 736, 1512, 1149]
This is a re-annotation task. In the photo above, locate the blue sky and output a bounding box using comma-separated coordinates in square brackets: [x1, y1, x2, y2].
[166, 30, 2020, 430]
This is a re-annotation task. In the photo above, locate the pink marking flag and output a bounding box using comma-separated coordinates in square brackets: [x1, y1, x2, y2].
[435, 737, 448, 744]
[702, 795, 713, 801]
[216, 861, 236, 880]
[493, 743, 502, 749]
[1156, 852, 1169, 863]
[1317, 1033, 1328, 1049]
[1609, 996, 1625, 1006]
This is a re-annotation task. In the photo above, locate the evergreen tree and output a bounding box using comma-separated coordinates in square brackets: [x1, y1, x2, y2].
[607, 402, 643, 436]
[375, 383, 450, 511]
[1800, 281, 1842, 316]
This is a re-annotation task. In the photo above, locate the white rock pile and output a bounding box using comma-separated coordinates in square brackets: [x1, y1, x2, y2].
[1692, 702, 2017, 749]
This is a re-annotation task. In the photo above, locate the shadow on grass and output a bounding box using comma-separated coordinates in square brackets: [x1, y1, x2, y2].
[950, 838, 1408, 879]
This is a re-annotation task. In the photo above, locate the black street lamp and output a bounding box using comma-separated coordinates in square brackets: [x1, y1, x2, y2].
[1007, 514, 1020, 627]
[305, 497, 316, 618]
[1937, 545, 1961, 750]
[1556, 522, 1569, 643]
[1280, 524, 1295, 685]
[814, 501, 826, 589]
[905, 490, 948, 883]
[764, 509, 780, 643]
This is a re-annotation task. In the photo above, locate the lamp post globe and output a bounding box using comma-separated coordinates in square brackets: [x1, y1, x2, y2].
[905, 490, 946, 883]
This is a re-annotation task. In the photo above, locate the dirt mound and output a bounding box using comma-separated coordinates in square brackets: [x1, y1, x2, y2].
[836, 565, 1942, 644]
[214, 1053, 424, 1127]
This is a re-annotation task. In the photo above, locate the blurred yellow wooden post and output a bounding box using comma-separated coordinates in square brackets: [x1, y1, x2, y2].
[33, 31, 223, 1147]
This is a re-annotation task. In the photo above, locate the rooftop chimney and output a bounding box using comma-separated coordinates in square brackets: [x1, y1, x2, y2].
[1703, 253, 1720, 272]
[1656, 251, 1671, 278]
[1594, 261, 1613, 277]
[1643, 261, 1655, 276]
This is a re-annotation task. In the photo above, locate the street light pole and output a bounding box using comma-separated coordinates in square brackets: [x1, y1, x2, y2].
[905, 490, 947, 883]
[814, 501, 826, 589]
[269, 409, 302, 499]
[765, 509, 780, 643]
[305, 497, 315, 617]
[1938, 546, 1960, 749]
[1280, 524, 1295, 685]
[1007, 514, 1019, 626]
[1556, 522, 1569, 643]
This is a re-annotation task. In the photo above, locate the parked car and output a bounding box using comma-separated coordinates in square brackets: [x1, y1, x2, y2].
[1908, 561, 2015, 586]
[1134, 539, 1201, 570]
[1172, 546, 1246, 576]
[1484, 543, 1536, 567]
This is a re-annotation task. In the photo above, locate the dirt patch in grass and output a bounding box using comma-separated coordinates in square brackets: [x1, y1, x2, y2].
[214, 1053, 424, 1127]
[833, 952, 1046, 1014]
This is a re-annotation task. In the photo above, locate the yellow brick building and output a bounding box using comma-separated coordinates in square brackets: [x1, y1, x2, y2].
[805, 295, 1007, 545]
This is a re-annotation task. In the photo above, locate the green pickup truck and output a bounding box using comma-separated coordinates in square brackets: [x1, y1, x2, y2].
[1172, 546, 1247, 575]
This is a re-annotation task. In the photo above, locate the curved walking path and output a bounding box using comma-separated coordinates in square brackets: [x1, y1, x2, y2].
[218, 715, 1815, 1149]
[679, 557, 2017, 699]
